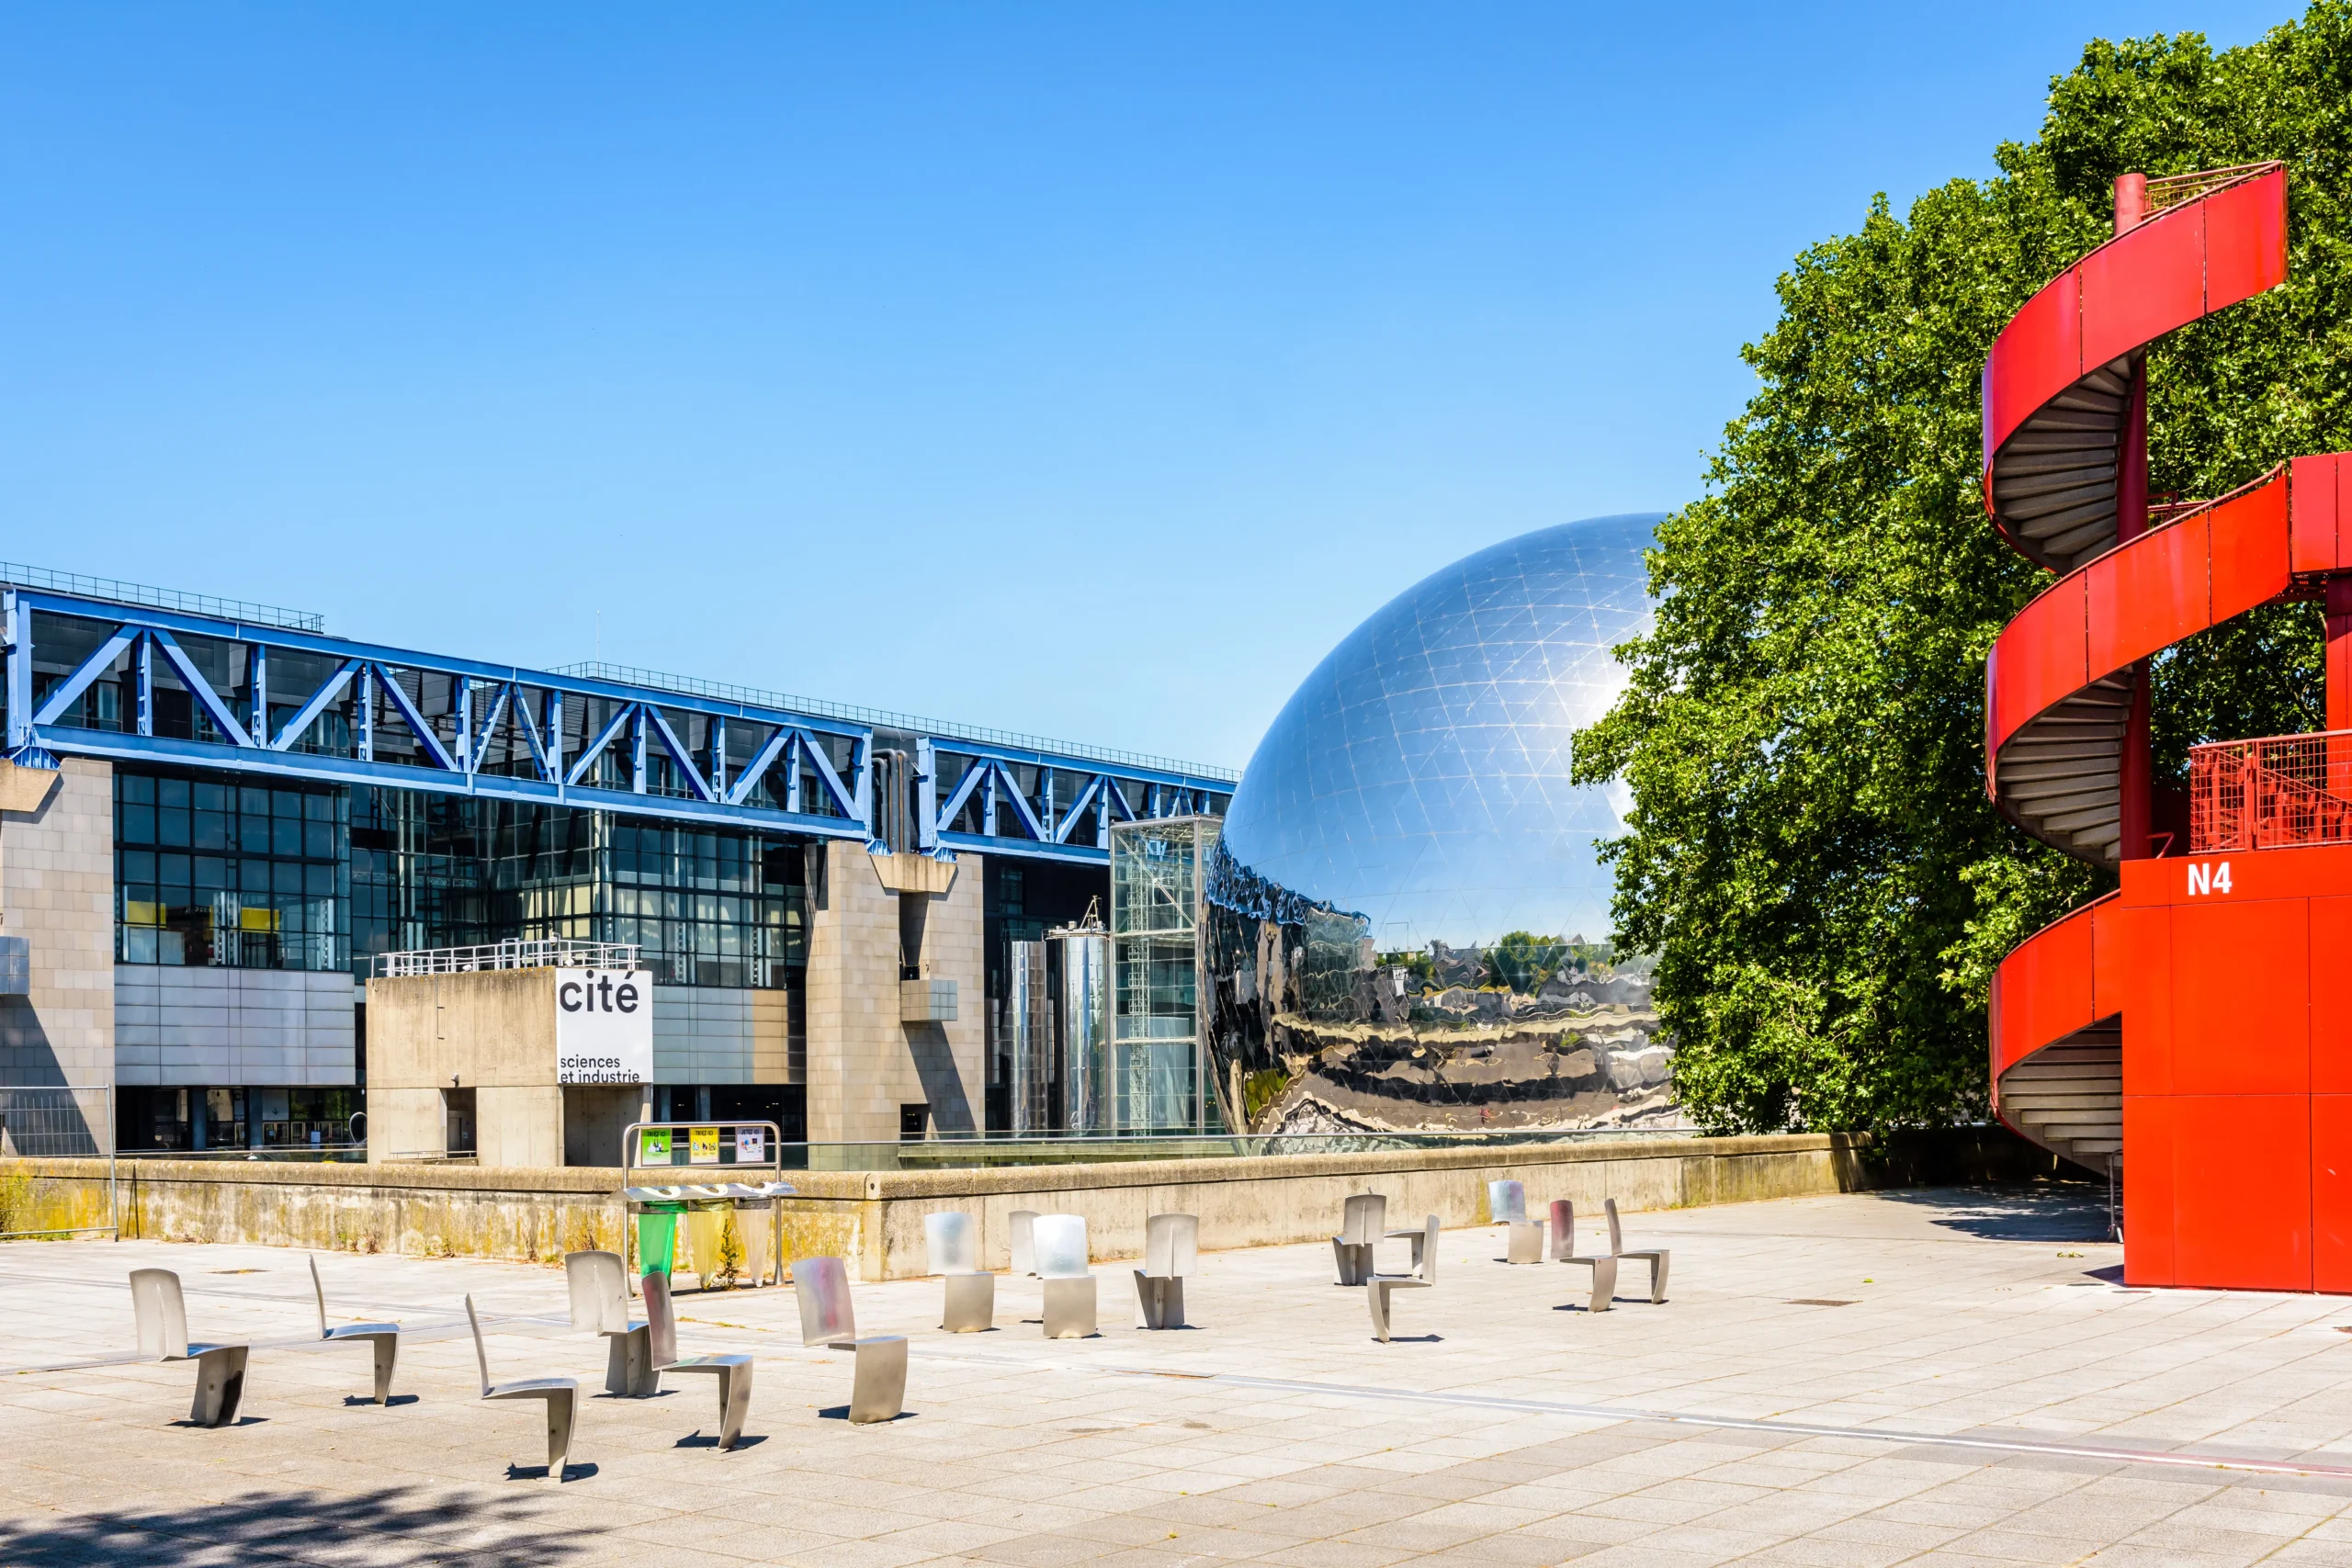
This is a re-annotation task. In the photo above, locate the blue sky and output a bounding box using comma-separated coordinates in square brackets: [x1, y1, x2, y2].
[0, 3, 2296, 770]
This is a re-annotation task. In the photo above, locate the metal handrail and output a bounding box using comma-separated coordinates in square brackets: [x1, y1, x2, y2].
[373, 938, 642, 977]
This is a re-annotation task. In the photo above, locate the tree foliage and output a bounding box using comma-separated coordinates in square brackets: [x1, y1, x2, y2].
[1574, 6, 2352, 1133]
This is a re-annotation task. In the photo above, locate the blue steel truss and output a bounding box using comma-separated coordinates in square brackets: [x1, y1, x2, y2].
[1, 588, 1229, 863]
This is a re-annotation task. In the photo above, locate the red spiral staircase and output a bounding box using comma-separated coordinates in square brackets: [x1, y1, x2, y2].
[1985, 164, 2352, 1290]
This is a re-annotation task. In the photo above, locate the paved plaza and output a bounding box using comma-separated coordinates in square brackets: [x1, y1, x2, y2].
[6, 1184, 2352, 1565]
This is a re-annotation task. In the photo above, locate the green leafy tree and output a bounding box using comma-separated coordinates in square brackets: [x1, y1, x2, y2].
[1487, 931, 1567, 993]
[1574, 7, 2352, 1133]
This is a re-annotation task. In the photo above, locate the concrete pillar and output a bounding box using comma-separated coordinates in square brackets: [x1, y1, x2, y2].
[0, 758, 115, 1153]
[801, 842, 985, 1143]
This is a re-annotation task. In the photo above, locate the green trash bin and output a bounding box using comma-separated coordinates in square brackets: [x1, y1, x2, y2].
[636, 1206, 681, 1278]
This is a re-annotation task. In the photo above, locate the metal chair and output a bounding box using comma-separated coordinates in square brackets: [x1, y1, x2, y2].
[1548, 1200, 1619, 1313]
[130, 1268, 248, 1427]
[1331, 1192, 1386, 1285]
[1488, 1179, 1544, 1264]
[792, 1256, 907, 1423]
[1134, 1212, 1197, 1329]
[566, 1250, 656, 1396]
[1034, 1213, 1097, 1337]
[1366, 1216, 1439, 1342]
[1008, 1209, 1040, 1276]
[1382, 1211, 1438, 1280]
[925, 1211, 995, 1332]
[642, 1269, 754, 1450]
[465, 1294, 578, 1481]
[1605, 1198, 1671, 1303]
[309, 1256, 400, 1404]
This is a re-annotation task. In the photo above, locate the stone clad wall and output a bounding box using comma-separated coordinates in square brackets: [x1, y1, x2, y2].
[0, 758, 116, 1153]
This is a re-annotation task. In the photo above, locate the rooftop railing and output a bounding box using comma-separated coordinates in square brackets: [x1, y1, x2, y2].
[372, 938, 643, 977]
[0, 558, 324, 633]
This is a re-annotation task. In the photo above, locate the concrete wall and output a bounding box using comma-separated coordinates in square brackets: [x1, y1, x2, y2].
[803, 844, 986, 1142]
[0, 1129, 2049, 1273]
[114, 967, 355, 1088]
[364, 967, 650, 1168]
[0, 758, 115, 1153]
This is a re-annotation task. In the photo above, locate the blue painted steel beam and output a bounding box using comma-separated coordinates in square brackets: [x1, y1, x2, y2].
[30, 725, 872, 839]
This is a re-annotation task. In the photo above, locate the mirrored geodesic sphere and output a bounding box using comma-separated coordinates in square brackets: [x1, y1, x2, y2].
[1220, 513, 1659, 950]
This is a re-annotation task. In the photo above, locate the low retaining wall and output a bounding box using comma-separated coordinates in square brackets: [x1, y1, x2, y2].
[1, 1127, 2060, 1279]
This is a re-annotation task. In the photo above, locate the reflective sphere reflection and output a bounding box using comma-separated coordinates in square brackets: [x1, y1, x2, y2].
[1221, 513, 1659, 947]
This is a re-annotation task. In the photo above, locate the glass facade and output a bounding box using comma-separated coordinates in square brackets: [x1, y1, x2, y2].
[114, 771, 349, 971]
[349, 790, 804, 987]
[113, 764, 806, 988]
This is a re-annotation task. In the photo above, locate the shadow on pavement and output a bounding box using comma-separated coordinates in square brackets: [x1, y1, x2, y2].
[1870, 1184, 2113, 1243]
[0, 1482, 587, 1567]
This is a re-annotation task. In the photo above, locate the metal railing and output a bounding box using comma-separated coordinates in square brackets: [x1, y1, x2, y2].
[777, 1124, 1692, 1172]
[373, 938, 642, 977]
[556, 660, 1239, 783]
[2189, 729, 2352, 852]
[0, 559, 323, 633]
[0, 1085, 117, 1237]
[2146, 160, 2285, 215]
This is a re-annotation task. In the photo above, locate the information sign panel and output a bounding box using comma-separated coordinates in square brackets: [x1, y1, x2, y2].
[555, 968, 654, 1085]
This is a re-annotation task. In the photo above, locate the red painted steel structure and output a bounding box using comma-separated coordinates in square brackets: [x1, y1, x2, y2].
[1984, 163, 2352, 1289]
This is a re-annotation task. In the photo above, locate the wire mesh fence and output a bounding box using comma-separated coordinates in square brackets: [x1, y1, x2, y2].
[2188, 731, 2352, 853]
[0, 1084, 117, 1238]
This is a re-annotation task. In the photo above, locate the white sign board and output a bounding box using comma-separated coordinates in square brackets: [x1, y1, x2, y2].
[555, 968, 655, 1085]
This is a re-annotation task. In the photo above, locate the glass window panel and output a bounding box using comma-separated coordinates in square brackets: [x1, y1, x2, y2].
[304, 793, 333, 822]
[158, 808, 190, 848]
[157, 777, 187, 809]
[304, 863, 331, 897]
[121, 773, 154, 805]
[122, 849, 155, 884]
[303, 821, 333, 859]
[192, 782, 226, 812]
[273, 862, 300, 896]
[243, 861, 271, 894]
[162, 852, 193, 887]
[274, 790, 301, 818]
[239, 786, 269, 816]
[120, 804, 155, 844]
[272, 818, 300, 857]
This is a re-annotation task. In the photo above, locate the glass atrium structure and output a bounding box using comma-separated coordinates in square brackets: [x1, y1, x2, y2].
[1109, 816, 1221, 1134]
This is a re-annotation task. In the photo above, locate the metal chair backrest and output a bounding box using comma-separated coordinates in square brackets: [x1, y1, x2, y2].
[1488, 1179, 1528, 1224]
[641, 1269, 678, 1367]
[464, 1293, 492, 1397]
[130, 1268, 189, 1360]
[309, 1255, 330, 1338]
[1605, 1198, 1624, 1255]
[792, 1256, 856, 1344]
[1550, 1199, 1575, 1256]
[1033, 1213, 1090, 1279]
[565, 1250, 628, 1333]
[1418, 1216, 1442, 1285]
[1339, 1192, 1386, 1246]
[1009, 1209, 1039, 1274]
[925, 1211, 978, 1275]
[1143, 1213, 1197, 1279]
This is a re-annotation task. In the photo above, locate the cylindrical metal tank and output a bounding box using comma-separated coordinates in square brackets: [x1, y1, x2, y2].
[1049, 917, 1111, 1134]
[1007, 940, 1053, 1134]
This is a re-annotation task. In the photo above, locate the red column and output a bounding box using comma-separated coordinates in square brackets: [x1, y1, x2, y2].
[2328, 578, 2352, 733]
[2116, 174, 2154, 860]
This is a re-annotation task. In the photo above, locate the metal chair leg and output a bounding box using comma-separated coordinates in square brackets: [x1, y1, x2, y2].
[545, 1388, 575, 1481]
[1043, 1276, 1097, 1338]
[849, 1338, 907, 1424]
[717, 1363, 752, 1450]
[1590, 1256, 1618, 1313]
[189, 1347, 247, 1427]
[1367, 1280, 1394, 1342]
[371, 1335, 398, 1404]
[942, 1271, 995, 1332]
[605, 1325, 655, 1396]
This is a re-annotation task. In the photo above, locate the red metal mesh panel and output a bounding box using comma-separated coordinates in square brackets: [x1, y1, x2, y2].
[2189, 731, 2352, 852]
